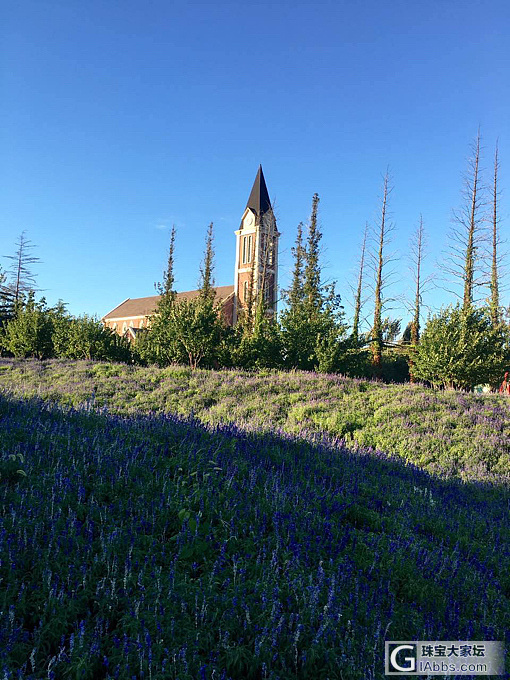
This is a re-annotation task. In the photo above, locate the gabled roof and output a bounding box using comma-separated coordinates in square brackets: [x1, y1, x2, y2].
[103, 285, 234, 320]
[246, 165, 272, 216]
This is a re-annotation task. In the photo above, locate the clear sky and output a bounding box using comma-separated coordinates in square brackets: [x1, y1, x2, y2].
[1, 0, 509, 332]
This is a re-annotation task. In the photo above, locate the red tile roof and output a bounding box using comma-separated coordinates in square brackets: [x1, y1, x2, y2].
[102, 285, 234, 320]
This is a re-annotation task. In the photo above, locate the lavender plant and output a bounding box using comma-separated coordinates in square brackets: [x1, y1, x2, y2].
[1, 359, 510, 481]
[0, 388, 509, 678]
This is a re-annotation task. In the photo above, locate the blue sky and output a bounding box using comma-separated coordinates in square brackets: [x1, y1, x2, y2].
[1, 0, 509, 331]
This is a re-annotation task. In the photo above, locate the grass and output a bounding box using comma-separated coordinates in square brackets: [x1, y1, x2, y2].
[0, 359, 509, 678]
[1, 358, 510, 482]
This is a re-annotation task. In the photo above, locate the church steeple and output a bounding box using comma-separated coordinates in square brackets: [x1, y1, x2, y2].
[246, 165, 272, 218]
[233, 166, 280, 324]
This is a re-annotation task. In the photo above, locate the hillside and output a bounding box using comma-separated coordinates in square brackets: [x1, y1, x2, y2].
[1, 359, 510, 482]
[0, 387, 509, 678]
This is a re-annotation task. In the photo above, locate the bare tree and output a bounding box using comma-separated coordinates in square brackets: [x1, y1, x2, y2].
[489, 143, 502, 325]
[370, 171, 395, 374]
[352, 222, 368, 342]
[406, 216, 434, 382]
[4, 231, 41, 306]
[441, 131, 486, 310]
[410, 216, 432, 345]
[258, 205, 278, 312]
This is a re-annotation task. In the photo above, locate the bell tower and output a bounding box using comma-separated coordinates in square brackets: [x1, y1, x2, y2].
[233, 166, 280, 324]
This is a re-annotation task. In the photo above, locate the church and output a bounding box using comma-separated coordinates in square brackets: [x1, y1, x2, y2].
[102, 166, 280, 338]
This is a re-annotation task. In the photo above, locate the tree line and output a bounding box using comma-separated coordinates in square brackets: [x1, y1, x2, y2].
[1, 132, 509, 390]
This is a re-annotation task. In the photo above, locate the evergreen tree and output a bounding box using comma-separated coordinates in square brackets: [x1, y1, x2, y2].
[280, 193, 347, 371]
[288, 222, 305, 308]
[303, 193, 322, 314]
[61, 315, 131, 361]
[199, 222, 215, 301]
[413, 305, 509, 390]
[166, 297, 222, 369]
[4, 231, 41, 307]
[233, 294, 282, 369]
[0, 268, 14, 324]
[142, 223, 225, 369]
[49, 301, 72, 357]
[156, 226, 176, 300]
[1, 292, 53, 359]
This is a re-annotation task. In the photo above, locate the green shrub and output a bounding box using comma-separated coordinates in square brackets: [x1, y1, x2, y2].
[413, 305, 510, 389]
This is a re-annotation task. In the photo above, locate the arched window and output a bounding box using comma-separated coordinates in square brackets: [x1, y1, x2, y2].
[122, 322, 127, 333]
[243, 280, 249, 302]
[139, 319, 144, 329]
[129, 320, 134, 328]
[112, 322, 117, 331]
[242, 234, 253, 264]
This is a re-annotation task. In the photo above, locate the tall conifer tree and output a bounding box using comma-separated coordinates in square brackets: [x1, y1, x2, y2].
[4, 231, 41, 307]
[199, 222, 215, 301]
[156, 226, 176, 300]
[303, 193, 322, 314]
[288, 222, 305, 307]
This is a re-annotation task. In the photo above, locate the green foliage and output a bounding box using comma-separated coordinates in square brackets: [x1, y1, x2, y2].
[280, 299, 348, 373]
[0, 267, 15, 324]
[57, 314, 131, 361]
[315, 323, 349, 373]
[0, 295, 131, 362]
[303, 193, 322, 311]
[413, 304, 510, 389]
[0, 453, 26, 484]
[155, 226, 176, 298]
[142, 295, 223, 368]
[280, 195, 348, 372]
[199, 221, 215, 301]
[1, 293, 53, 359]
[231, 299, 282, 368]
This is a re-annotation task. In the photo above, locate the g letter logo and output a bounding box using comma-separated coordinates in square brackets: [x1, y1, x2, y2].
[386, 643, 417, 674]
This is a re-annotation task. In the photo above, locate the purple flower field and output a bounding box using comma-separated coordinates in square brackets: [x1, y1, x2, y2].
[0, 360, 509, 678]
[1, 359, 510, 482]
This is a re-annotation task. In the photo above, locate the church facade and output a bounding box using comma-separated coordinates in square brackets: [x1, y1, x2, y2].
[102, 166, 279, 337]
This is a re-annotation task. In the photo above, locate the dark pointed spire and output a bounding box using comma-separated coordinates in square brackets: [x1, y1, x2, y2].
[246, 165, 272, 217]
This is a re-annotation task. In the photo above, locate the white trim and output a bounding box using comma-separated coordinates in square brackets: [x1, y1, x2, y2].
[103, 314, 153, 321]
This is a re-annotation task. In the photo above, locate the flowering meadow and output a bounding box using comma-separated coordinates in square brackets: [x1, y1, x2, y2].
[2, 359, 510, 482]
[0, 360, 509, 678]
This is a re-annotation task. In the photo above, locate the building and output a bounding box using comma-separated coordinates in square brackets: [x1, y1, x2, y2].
[102, 166, 279, 336]
[102, 286, 235, 339]
[233, 165, 280, 324]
